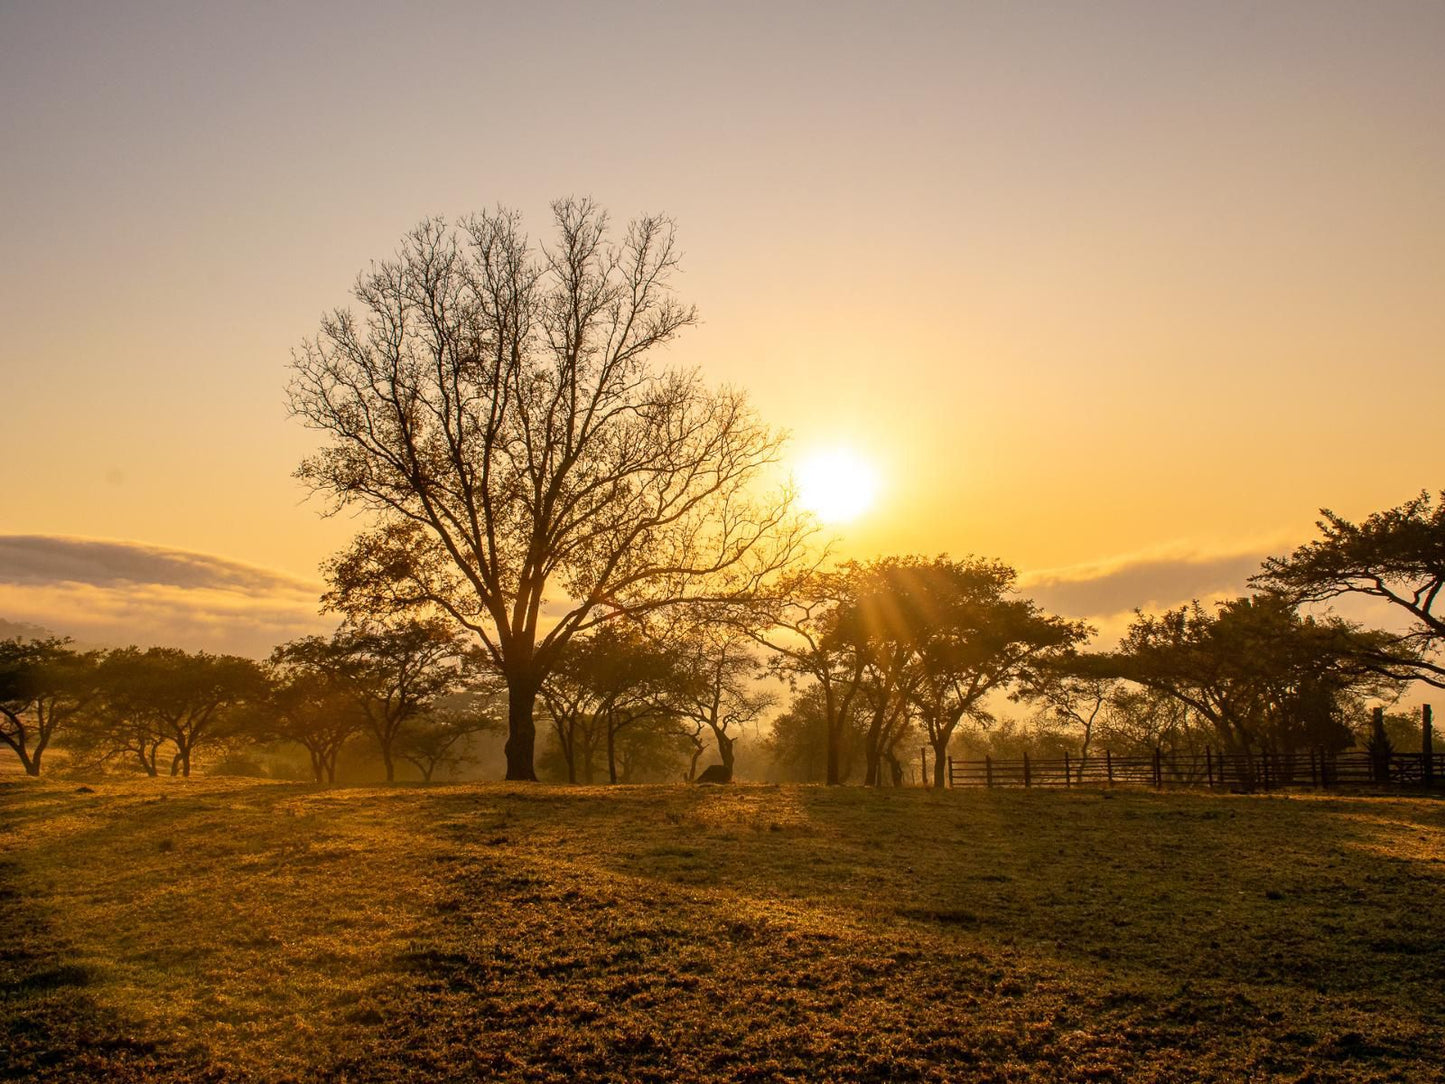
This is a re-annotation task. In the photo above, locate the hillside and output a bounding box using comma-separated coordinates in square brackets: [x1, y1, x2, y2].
[3, 780, 1443, 1081]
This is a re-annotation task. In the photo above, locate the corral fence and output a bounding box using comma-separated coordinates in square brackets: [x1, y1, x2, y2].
[940, 748, 1445, 791]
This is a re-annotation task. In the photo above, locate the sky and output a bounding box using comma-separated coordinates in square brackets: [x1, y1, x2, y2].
[3, 0, 1444, 656]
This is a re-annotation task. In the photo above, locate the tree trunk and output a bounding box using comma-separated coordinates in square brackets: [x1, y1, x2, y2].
[381, 744, 395, 783]
[863, 747, 881, 787]
[824, 684, 841, 785]
[932, 737, 948, 789]
[504, 681, 539, 781]
[719, 731, 739, 780]
[607, 721, 618, 785]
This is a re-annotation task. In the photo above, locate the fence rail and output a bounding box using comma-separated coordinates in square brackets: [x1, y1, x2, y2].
[942, 749, 1445, 791]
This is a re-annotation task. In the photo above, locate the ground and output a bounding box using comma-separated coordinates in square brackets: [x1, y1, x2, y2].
[2, 779, 1443, 1082]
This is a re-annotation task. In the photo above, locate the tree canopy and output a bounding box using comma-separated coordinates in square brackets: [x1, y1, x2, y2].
[1254, 491, 1445, 688]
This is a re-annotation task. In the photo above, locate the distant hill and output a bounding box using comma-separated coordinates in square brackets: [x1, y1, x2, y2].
[0, 618, 60, 642]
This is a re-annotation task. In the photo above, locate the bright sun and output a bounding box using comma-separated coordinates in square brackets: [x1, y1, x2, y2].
[796, 447, 881, 524]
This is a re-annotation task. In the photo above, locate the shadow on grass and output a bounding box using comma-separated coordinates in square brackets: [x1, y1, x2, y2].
[0, 860, 223, 1082]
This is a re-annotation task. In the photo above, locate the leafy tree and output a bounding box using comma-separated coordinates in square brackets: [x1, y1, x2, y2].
[765, 684, 865, 783]
[896, 558, 1088, 788]
[1254, 491, 1445, 688]
[79, 647, 264, 776]
[274, 621, 474, 782]
[539, 624, 676, 784]
[1109, 596, 1395, 759]
[289, 200, 808, 780]
[399, 686, 504, 782]
[668, 626, 773, 783]
[0, 638, 100, 776]
[836, 559, 940, 787]
[260, 658, 367, 783]
[1018, 658, 1121, 781]
[751, 568, 868, 785]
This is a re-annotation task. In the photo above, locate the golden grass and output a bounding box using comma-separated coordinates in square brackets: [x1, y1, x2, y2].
[3, 779, 1444, 1081]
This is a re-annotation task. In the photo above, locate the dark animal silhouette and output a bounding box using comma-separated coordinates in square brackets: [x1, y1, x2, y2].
[695, 763, 732, 784]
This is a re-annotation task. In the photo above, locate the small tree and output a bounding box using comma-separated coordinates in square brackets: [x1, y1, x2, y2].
[0, 638, 100, 776]
[900, 558, 1088, 788]
[275, 621, 474, 783]
[751, 568, 868, 786]
[669, 626, 773, 783]
[261, 660, 367, 783]
[1018, 658, 1120, 781]
[399, 686, 503, 782]
[79, 647, 264, 777]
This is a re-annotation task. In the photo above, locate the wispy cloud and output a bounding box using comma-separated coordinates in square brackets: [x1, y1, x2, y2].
[0, 535, 333, 657]
[1021, 548, 1272, 648]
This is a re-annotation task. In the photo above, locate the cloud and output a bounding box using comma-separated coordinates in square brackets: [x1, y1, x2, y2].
[0, 535, 333, 657]
[1020, 548, 1273, 648]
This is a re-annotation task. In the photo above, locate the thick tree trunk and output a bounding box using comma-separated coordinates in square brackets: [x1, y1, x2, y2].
[826, 718, 842, 786]
[932, 737, 948, 789]
[863, 747, 881, 787]
[716, 731, 735, 776]
[381, 745, 395, 783]
[606, 722, 618, 785]
[23, 755, 39, 777]
[504, 681, 539, 781]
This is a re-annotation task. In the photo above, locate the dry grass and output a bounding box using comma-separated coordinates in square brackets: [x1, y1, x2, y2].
[3, 778, 1444, 1081]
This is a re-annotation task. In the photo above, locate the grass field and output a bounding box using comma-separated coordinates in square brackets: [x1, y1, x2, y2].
[3, 779, 1444, 1082]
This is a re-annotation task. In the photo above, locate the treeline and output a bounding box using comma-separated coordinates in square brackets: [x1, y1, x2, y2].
[3, 490, 1440, 787]
[0, 621, 499, 782]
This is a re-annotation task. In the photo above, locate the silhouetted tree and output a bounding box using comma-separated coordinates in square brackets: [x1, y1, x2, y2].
[277, 621, 474, 783]
[669, 626, 773, 783]
[399, 686, 504, 782]
[0, 638, 100, 776]
[79, 647, 264, 776]
[289, 200, 809, 780]
[1018, 658, 1121, 781]
[751, 568, 867, 785]
[262, 650, 368, 783]
[898, 558, 1088, 788]
[1254, 491, 1445, 688]
[1109, 596, 1396, 760]
[765, 684, 865, 783]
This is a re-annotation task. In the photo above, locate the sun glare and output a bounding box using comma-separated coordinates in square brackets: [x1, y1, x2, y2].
[796, 447, 881, 524]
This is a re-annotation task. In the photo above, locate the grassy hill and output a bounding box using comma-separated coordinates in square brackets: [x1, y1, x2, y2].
[3, 779, 1443, 1082]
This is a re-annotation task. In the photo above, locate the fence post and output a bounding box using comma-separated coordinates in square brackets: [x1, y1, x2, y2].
[947, 756, 954, 789]
[1153, 747, 1163, 789]
[1424, 705, 1434, 788]
[1205, 747, 1214, 789]
[985, 755, 993, 789]
[1063, 752, 1072, 789]
[1309, 748, 1318, 788]
[1023, 753, 1031, 788]
[1105, 750, 1113, 787]
[1262, 752, 1271, 791]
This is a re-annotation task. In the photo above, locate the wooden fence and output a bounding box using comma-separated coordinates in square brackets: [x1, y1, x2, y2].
[941, 748, 1445, 791]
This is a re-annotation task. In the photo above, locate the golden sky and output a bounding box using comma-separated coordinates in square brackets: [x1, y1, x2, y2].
[3, 1, 1443, 654]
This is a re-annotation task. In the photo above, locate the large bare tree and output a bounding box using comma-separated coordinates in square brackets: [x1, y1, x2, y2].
[289, 200, 808, 779]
